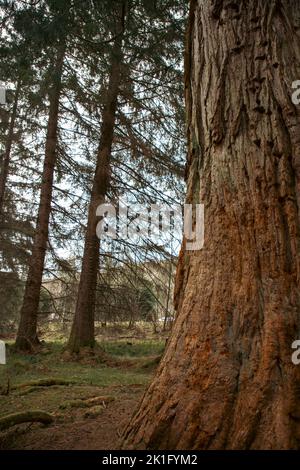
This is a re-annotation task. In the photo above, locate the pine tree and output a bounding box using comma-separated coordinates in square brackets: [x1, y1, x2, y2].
[14, 1, 69, 350]
[68, 1, 127, 352]
[68, 0, 187, 352]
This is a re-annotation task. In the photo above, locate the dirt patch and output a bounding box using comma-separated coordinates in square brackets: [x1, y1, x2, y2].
[0, 384, 144, 450]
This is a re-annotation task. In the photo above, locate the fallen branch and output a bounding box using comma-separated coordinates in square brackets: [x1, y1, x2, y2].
[16, 386, 43, 396]
[60, 395, 115, 410]
[0, 411, 53, 431]
[12, 378, 75, 390]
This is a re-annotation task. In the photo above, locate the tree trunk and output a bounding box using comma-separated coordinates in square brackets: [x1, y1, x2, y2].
[123, 0, 300, 450]
[67, 5, 126, 353]
[0, 80, 20, 217]
[15, 45, 65, 352]
[163, 259, 173, 331]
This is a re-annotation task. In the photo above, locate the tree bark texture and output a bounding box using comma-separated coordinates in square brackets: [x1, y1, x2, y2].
[123, 0, 300, 450]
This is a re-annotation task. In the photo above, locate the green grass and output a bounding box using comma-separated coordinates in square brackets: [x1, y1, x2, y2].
[0, 336, 165, 449]
[101, 339, 165, 358]
[0, 338, 165, 391]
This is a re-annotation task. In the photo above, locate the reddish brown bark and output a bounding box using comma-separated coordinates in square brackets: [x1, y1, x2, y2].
[123, 0, 300, 449]
[67, 5, 126, 353]
[0, 80, 20, 217]
[15, 45, 65, 352]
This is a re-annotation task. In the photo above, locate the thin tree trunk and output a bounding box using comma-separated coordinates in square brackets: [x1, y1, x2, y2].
[68, 5, 126, 353]
[0, 80, 20, 217]
[163, 259, 173, 331]
[15, 45, 65, 352]
[123, 0, 300, 450]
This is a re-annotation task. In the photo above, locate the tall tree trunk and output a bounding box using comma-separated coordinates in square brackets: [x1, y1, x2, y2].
[0, 80, 20, 217]
[163, 258, 173, 331]
[15, 45, 65, 352]
[67, 5, 126, 353]
[123, 0, 300, 450]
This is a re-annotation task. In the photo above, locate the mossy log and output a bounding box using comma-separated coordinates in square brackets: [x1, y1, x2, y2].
[0, 410, 53, 431]
[12, 378, 75, 390]
[84, 405, 104, 419]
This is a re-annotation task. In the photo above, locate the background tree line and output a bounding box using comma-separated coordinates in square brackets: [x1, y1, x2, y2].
[0, 0, 188, 351]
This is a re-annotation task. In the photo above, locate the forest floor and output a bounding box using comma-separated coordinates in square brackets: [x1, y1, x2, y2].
[0, 324, 165, 449]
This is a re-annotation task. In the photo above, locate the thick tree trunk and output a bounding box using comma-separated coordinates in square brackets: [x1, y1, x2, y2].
[0, 80, 20, 217]
[15, 45, 65, 352]
[123, 0, 300, 450]
[67, 6, 126, 353]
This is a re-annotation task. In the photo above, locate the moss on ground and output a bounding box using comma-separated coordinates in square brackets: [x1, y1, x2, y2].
[0, 338, 165, 422]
